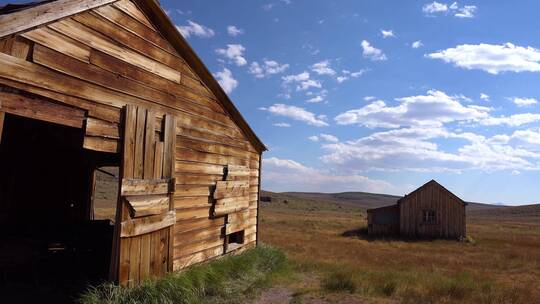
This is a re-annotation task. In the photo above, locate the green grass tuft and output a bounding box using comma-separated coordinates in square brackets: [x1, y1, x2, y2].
[78, 244, 288, 304]
[321, 270, 357, 293]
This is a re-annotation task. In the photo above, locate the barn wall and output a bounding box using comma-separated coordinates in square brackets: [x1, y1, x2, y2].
[367, 205, 399, 236]
[399, 182, 465, 239]
[0, 0, 261, 273]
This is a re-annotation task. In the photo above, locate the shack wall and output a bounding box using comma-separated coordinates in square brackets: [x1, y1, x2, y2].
[0, 0, 261, 274]
[399, 182, 465, 239]
[367, 204, 399, 236]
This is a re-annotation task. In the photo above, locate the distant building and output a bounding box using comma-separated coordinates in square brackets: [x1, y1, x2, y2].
[367, 180, 467, 239]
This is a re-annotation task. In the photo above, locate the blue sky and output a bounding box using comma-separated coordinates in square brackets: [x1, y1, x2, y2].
[163, 0, 540, 205]
[4, 0, 540, 205]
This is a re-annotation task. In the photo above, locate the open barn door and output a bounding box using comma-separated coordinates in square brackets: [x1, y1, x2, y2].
[111, 105, 176, 286]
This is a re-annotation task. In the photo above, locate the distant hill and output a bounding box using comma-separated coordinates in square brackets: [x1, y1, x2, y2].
[469, 204, 540, 219]
[261, 190, 511, 212]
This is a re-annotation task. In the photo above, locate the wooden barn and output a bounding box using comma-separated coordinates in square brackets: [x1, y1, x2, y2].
[367, 180, 467, 239]
[0, 0, 265, 290]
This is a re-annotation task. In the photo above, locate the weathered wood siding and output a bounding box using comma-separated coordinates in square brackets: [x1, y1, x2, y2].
[367, 205, 399, 236]
[399, 182, 466, 239]
[0, 0, 261, 275]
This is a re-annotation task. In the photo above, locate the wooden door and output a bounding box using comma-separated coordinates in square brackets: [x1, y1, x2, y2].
[111, 105, 176, 286]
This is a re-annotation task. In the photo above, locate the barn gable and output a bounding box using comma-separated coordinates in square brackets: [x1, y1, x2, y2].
[0, 0, 266, 153]
[397, 180, 467, 207]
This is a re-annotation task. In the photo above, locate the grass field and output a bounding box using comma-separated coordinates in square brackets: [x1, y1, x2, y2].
[258, 191, 540, 304]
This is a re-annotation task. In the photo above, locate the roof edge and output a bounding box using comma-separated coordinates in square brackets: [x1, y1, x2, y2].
[135, 0, 267, 153]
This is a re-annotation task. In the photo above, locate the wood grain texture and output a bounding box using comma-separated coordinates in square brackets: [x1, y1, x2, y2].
[22, 27, 91, 62]
[121, 211, 176, 237]
[0, 0, 117, 39]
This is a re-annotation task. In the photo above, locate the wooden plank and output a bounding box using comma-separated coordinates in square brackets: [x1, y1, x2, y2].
[73, 11, 184, 71]
[225, 222, 246, 235]
[160, 228, 169, 274]
[123, 105, 137, 178]
[0, 90, 85, 128]
[143, 111, 155, 179]
[9, 37, 32, 60]
[113, 0, 155, 29]
[22, 27, 91, 62]
[49, 18, 180, 83]
[83, 136, 119, 153]
[134, 108, 146, 178]
[121, 178, 171, 196]
[175, 207, 210, 221]
[121, 211, 176, 237]
[0, 0, 118, 39]
[119, 238, 131, 285]
[173, 245, 223, 271]
[213, 181, 250, 200]
[154, 142, 164, 179]
[174, 225, 223, 246]
[126, 195, 169, 217]
[139, 233, 151, 282]
[174, 197, 211, 209]
[0, 111, 4, 143]
[162, 114, 176, 178]
[226, 165, 250, 180]
[93, 5, 176, 53]
[213, 203, 249, 218]
[150, 230, 159, 278]
[85, 117, 120, 139]
[128, 235, 141, 287]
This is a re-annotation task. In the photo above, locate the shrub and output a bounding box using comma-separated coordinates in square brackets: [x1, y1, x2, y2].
[321, 270, 357, 293]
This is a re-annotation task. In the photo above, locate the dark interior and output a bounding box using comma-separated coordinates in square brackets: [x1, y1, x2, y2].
[0, 114, 119, 303]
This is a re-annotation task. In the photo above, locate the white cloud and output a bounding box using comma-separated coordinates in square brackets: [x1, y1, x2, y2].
[512, 170, 521, 176]
[335, 90, 489, 128]
[177, 20, 215, 38]
[480, 93, 490, 101]
[427, 43, 540, 74]
[337, 69, 368, 83]
[381, 29, 395, 38]
[227, 25, 244, 37]
[215, 44, 247, 66]
[249, 60, 289, 78]
[423, 2, 477, 18]
[480, 113, 540, 127]
[511, 97, 538, 107]
[273, 122, 291, 128]
[361, 40, 387, 61]
[260, 104, 329, 126]
[336, 76, 348, 83]
[422, 1, 448, 14]
[311, 60, 336, 76]
[320, 133, 339, 142]
[412, 40, 423, 49]
[282, 72, 322, 91]
[262, 157, 395, 193]
[214, 68, 238, 94]
[306, 90, 328, 103]
[308, 135, 319, 142]
[455, 5, 477, 18]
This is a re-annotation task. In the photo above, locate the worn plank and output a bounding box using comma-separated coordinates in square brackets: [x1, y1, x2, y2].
[134, 108, 146, 178]
[126, 195, 169, 217]
[22, 27, 90, 62]
[213, 181, 250, 200]
[49, 18, 181, 83]
[139, 233, 151, 281]
[121, 211, 176, 237]
[85, 117, 120, 139]
[121, 178, 171, 196]
[0, 90, 85, 128]
[83, 136, 119, 153]
[0, 0, 117, 39]
[113, 0, 155, 29]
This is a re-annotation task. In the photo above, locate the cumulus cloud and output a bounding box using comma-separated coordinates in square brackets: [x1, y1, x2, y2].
[381, 29, 395, 38]
[511, 97, 538, 107]
[215, 44, 247, 66]
[361, 40, 387, 61]
[306, 90, 328, 103]
[262, 157, 395, 193]
[227, 25, 244, 36]
[412, 40, 423, 49]
[335, 90, 489, 128]
[282, 72, 322, 91]
[249, 60, 289, 78]
[214, 68, 238, 94]
[480, 93, 490, 101]
[480, 113, 540, 127]
[423, 2, 477, 18]
[427, 43, 540, 74]
[177, 20, 215, 38]
[260, 104, 329, 126]
[311, 60, 336, 76]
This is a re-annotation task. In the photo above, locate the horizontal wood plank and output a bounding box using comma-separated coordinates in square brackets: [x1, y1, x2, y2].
[121, 178, 171, 196]
[121, 211, 176, 237]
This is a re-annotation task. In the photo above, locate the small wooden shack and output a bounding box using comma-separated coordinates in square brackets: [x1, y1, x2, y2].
[367, 180, 467, 239]
[0, 0, 265, 288]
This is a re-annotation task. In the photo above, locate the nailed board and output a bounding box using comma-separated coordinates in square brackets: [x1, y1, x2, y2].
[121, 211, 176, 237]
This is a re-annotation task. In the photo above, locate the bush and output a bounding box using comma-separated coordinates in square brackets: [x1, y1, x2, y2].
[79, 244, 288, 304]
[321, 270, 357, 293]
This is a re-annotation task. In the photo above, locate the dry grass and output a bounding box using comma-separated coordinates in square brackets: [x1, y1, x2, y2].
[259, 195, 540, 303]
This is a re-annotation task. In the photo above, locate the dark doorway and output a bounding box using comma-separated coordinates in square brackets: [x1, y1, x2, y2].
[0, 114, 119, 303]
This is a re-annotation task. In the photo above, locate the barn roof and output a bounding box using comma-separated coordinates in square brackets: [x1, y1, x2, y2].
[397, 179, 467, 206]
[0, 0, 267, 152]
